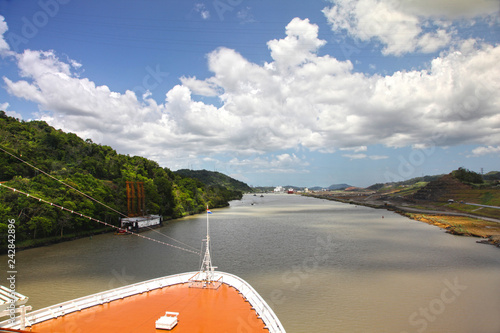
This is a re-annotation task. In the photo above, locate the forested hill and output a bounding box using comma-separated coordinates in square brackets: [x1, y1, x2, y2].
[175, 169, 252, 193]
[0, 111, 243, 248]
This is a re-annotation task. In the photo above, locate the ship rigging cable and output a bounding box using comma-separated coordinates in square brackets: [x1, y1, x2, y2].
[0, 183, 201, 256]
[0, 145, 200, 255]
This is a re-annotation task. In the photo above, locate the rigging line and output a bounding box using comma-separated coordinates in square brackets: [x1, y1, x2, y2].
[0, 145, 200, 248]
[0, 183, 201, 256]
[143, 227, 200, 252]
[0, 145, 128, 218]
[198, 241, 205, 269]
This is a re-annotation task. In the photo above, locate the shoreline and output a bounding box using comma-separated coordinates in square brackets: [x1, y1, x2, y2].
[399, 213, 500, 247]
[4, 203, 231, 254]
[305, 194, 500, 248]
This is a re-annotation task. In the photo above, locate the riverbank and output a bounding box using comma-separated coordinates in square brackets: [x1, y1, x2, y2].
[401, 213, 500, 247]
[3, 201, 232, 254]
[305, 193, 500, 248]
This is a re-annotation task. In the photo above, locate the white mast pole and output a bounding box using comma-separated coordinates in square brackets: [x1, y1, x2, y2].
[206, 205, 209, 246]
[200, 205, 214, 283]
[206, 204, 210, 278]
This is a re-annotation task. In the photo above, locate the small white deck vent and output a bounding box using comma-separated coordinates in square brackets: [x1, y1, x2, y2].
[155, 311, 179, 330]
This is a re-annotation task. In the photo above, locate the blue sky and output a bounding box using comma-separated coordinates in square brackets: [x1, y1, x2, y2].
[0, 0, 499, 187]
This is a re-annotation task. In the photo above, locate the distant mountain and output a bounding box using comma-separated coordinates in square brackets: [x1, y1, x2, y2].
[483, 171, 500, 181]
[328, 183, 351, 190]
[368, 174, 444, 191]
[252, 186, 275, 192]
[368, 169, 499, 192]
[366, 183, 385, 191]
[175, 169, 252, 193]
[308, 184, 352, 191]
[284, 184, 352, 191]
[283, 185, 302, 191]
[309, 186, 326, 191]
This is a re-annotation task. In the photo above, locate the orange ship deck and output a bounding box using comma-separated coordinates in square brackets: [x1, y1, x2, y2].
[29, 283, 268, 333]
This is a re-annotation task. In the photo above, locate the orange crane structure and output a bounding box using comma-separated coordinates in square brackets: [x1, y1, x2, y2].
[126, 181, 145, 217]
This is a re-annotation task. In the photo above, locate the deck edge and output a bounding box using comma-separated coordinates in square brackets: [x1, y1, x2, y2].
[0, 271, 285, 333]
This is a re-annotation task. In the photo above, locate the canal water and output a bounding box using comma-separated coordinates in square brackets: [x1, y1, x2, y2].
[4, 194, 500, 332]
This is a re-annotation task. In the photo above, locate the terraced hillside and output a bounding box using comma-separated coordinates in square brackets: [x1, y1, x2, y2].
[412, 174, 472, 202]
[410, 174, 500, 219]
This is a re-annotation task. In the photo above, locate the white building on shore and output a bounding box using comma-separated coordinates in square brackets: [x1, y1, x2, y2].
[274, 186, 284, 193]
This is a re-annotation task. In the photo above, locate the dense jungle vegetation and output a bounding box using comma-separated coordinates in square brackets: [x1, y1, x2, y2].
[175, 169, 252, 192]
[0, 111, 244, 249]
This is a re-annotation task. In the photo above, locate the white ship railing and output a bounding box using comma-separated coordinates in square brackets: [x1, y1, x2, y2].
[0, 271, 285, 332]
[0, 285, 29, 312]
[217, 272, 286, 333]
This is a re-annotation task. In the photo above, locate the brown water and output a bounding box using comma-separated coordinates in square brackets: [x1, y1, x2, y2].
[3, 194, 500, 332]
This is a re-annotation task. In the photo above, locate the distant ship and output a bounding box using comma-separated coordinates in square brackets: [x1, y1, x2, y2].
[0, 208, 286, 332]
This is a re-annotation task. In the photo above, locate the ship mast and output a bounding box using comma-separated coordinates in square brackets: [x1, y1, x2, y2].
[200, 205, 216, 283]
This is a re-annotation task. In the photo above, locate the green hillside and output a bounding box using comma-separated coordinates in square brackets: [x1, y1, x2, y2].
[175, 169, 252, 193]
[368, 174, 443, 193]
[483, 171, 500, 181]
[0, 111, 242, 250]
[376, 168, 500, 219]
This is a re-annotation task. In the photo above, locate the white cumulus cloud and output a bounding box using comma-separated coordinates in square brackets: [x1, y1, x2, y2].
[343, 153, 368, 160]
[0, 15, 11, 55]
[469, 146, 500, 157]
[0, 102, 22, 119]
[194, 3, 210, 20]
[3, 18, 500, 173]
[229, 153, 310, 174]
[322, 0, 496, 55]
[267, 18, 326, 68]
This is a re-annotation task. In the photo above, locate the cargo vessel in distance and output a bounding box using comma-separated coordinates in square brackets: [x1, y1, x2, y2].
[0, 208, 286, 332]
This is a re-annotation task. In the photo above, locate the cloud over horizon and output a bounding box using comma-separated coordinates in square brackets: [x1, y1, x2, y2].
[0, 15, 11, 55]
[1, 13, 499, 176]
[323, 0, 499, 55]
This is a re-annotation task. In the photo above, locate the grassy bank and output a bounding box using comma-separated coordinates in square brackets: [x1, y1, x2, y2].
[304, 193, 500, 248]
[402, 213, 500, 248]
